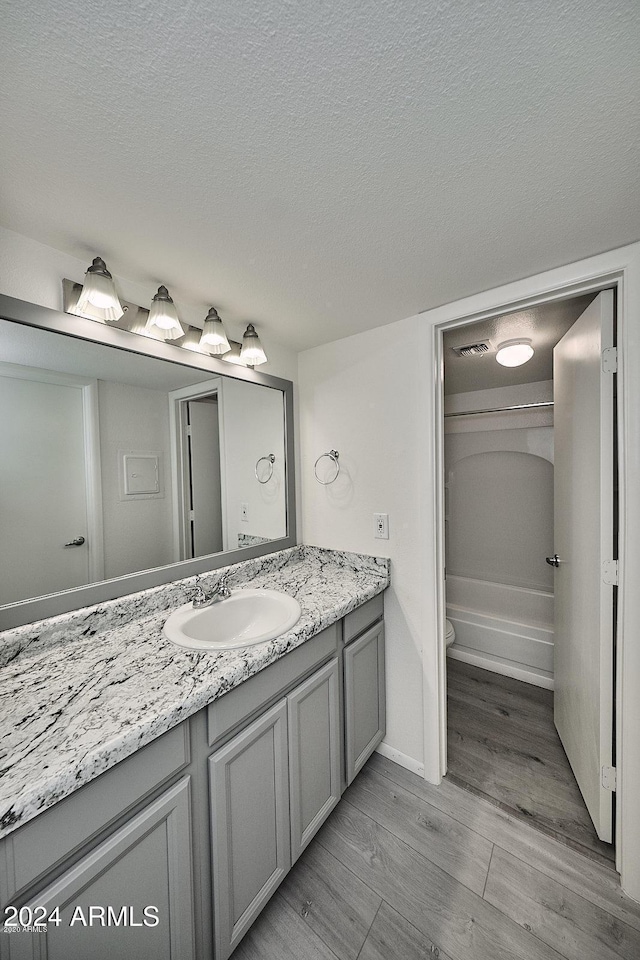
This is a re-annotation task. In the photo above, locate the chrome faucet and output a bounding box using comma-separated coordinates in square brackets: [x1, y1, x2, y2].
[191, 574, 232, 608]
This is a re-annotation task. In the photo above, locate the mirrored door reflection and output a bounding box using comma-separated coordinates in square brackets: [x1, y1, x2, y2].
[171, 376, 287, 562]
[185, 393, 223, 558]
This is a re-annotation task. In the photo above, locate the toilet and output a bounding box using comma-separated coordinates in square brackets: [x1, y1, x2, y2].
[445, 618, 456, 648]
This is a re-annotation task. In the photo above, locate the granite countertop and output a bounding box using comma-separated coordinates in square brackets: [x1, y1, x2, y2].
[0, 545, 389, 840]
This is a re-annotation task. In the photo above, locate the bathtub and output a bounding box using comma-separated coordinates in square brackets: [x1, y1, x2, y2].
[446, 575, 554, 689]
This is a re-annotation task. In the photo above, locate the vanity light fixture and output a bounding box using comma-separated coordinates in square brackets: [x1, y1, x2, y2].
[221, 340, 250, 366]
[199, 307, 231, 355]
[73, 257, 124, 323]
[495, 339, 534, 367]
[64, 267, 271, 362]
[240, 323, 268, 366]
[145, 286, 185, 340]
[126, 310, 164, 340]
[180, 326, 209, 352]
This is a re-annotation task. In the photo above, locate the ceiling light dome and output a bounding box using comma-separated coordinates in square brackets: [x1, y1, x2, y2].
[495, 339, 534, 367]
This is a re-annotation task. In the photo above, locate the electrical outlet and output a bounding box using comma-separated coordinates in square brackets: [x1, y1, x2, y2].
[240, 502, 249, 522]
[374, 513, 389, 539]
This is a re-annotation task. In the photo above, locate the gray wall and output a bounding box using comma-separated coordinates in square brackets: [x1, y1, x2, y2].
[98, 380, 174, 579]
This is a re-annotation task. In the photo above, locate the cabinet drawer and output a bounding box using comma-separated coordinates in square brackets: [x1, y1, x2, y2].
[2, 722, 190, 902]
[343, 593, 384, 645]
[207, 623, 338, 748]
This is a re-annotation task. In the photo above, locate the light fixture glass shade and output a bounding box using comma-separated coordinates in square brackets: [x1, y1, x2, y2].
[240, 323, 267, 365]
[181, 326, 209, 352]
[126, 309, 164, 339]
[221, 341, 249, 365]
[199, 307, 231, 355]
[75, 257, 124, 322]
[146, 285, 185, 340]
[495, 339, 534, 367]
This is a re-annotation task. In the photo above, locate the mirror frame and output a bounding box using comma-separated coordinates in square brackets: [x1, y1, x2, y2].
[0, 293, 297, 630]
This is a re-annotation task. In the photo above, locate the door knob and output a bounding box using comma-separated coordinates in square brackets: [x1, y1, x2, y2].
[64, 536, 86, 547]
[546, 554, 561, 567]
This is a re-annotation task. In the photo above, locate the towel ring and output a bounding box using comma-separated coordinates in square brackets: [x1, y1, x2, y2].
[314, 450, 340, 485]
[255, 454, 275, 483]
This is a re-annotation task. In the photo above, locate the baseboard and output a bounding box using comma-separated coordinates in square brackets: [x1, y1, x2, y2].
[447, 646, 554, 690]
[375, 741, 425, 777]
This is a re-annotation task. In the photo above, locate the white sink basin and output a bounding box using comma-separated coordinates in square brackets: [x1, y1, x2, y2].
[163, 588, 302, 651]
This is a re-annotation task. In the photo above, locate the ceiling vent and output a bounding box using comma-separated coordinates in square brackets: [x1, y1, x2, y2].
[451, 340, 492, 358]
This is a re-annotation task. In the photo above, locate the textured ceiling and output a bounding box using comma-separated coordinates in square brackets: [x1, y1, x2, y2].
[1, 1, 638, 352]
[443, 292, 595, 394]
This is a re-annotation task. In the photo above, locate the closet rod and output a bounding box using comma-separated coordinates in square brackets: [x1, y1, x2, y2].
[444, 400, 553, 418]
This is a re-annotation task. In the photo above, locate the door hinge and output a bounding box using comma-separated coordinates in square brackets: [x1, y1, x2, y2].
[602, 560, 619, 585]
[602, 346, 618, 373]
[602, 765, 617, 791]
[189, 510, 195, 522]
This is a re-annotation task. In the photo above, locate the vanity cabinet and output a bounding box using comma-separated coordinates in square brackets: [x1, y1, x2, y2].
[209, 658, 341, 960]
[1, 592, 385, 960]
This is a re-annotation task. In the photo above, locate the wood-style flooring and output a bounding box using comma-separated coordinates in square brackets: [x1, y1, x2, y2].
[446, 658, 614, 863]
[232, 753, 640, 960]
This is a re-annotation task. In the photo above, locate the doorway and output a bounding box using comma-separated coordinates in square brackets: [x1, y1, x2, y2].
[183, 394, 224, 558]
[440, 287, 617, 865]
[169, 381, 226, 562]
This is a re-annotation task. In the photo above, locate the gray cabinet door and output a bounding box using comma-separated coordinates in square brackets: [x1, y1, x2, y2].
[209, 699, 290, 960]
[288, 658, 341, 863]
[7, 778, 195, 960]
[344, 622, 386, 785]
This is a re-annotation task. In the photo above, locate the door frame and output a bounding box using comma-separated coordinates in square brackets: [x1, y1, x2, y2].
[168, 377, 227, 560]
[0, 361, 104, 585]
[421, 241, 640, 899]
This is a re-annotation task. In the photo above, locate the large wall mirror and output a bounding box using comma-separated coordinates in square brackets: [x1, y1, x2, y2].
[0, 294, 296, 630]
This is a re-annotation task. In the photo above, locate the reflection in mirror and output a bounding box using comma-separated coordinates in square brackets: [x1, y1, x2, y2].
[0, 316, 288, 608]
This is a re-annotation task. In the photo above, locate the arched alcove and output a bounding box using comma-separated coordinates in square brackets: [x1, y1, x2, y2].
[446, 450, 554, 590]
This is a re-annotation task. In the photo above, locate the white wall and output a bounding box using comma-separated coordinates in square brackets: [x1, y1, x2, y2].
[98, 380, 174, 580]
[221, 378, 287, 548]
[299, 317, 432, 775]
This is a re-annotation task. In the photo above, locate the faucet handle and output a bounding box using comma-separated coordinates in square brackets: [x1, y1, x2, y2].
[188, 584, 207, 604]
[217, 572, 231, 597]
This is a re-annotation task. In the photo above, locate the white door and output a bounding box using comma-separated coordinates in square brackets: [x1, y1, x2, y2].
[0, 373, 90, 604]
[553, 289, 615, 843]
